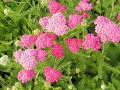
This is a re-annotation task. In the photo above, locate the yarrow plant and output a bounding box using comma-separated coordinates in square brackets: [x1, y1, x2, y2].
[1, 0, 120, 90]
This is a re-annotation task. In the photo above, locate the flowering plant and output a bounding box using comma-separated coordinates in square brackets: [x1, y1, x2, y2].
[1, 0, 120, 90]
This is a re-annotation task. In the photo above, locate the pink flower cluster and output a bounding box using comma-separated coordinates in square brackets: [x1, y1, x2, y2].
[14, 49, 47, 70]
[82, 33, 101, 51]
[75, 0, 93, 12]
[67, 12, 89, 29]
[51, 43, 64, 58]
[35, 33, 57, 49]
[39, 16, 50, 29]
[46, 12, 68, 36]
[48, 0, 66, 14]
[67, 14, 83, 28]
[44, 66, 62, 82]
[20, 34, 37, 48]
[94, 16, 120, 43]
[66, 38, 83, 52]
[39, 12, 68, 36]
[117, 12, 120, 21]
[18, 69, 35, 83]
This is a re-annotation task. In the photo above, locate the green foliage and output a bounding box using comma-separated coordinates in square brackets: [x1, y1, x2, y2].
[0, 0, 120, 90]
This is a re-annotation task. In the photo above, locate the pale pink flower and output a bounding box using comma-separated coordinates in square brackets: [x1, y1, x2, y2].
[82, 33, 101, 51]
[13, 49, 23, 62]
[117, 12, 120, 21]
[17, 49, 37, 70]
[44, 66, 62, 82]
[67, 14, 83, 28]
[18, 69, 35, 83]
[75, 1, 93, 12]
[48, 0, 66, 14]
[46, 12, 68, 36]
[35, 33, 57, 49]
[51, 43, 64, 58]
[39, 16, 50, 29]
[66, 38, 83, 52]
[94, 16, 120, 43]
[20, 34, 37, 48]
[14, 49, 47, 69]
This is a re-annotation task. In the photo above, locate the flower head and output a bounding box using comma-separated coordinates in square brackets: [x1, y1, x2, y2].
[48, 0, 66, 14]
[35, 33, 57, 49]
[39, 16, 50, 29]
[20, 34, 37, 48]
[51, 43, 64, 58]
[66, 38, 82, 52]
[18, 69, 35, 83]
[46, 12, 68, 36]
[94, 16, 120, 43]
[75, 0, 93, 12]
[4, 9, 9, 15]
[117, 12, 120, 22]
[0, 55, 9, 66]
[82, 33, 101, 51]
[44, 66, 62, 82]
[67, 14, 83, 28]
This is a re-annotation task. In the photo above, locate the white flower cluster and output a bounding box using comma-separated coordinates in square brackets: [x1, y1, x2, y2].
[0, 55, 9, 66]
[3, 9, 9, 15]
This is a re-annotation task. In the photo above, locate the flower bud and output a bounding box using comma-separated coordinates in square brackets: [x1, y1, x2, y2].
[101, 84, 106, 90]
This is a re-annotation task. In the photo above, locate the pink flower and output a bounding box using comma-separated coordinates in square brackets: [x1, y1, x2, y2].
[18, 69, 35, 83]
[67, 14, 83, 28]
[20, 34, 37, 48]
[66, 38, 83, 52]
[13, 49, 23, 62]
[14, 49, 47, 69]
[48, 0, 66, 14]
[117, 12, 120, 21]
[51, 43, 64, 58]
[35, 49, 47, 61]
[44, 66, 62, 82]
[39, 16, 50, 29]
[81, 12, 89, 18]
[94, 16, 120, 43]
[35, 33, 57, 49]
[46, 12, 68, 36]
[16, 49, 38, 70]
[82, 33, 101, 51]
[75, 1, 93, 12]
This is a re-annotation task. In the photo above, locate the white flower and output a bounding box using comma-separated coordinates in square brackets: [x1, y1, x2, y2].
[0, 55, 9, 66]
[3, 9, 9, 15]
[68, 85, 73, 89]
[101, 84, 106, 90]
